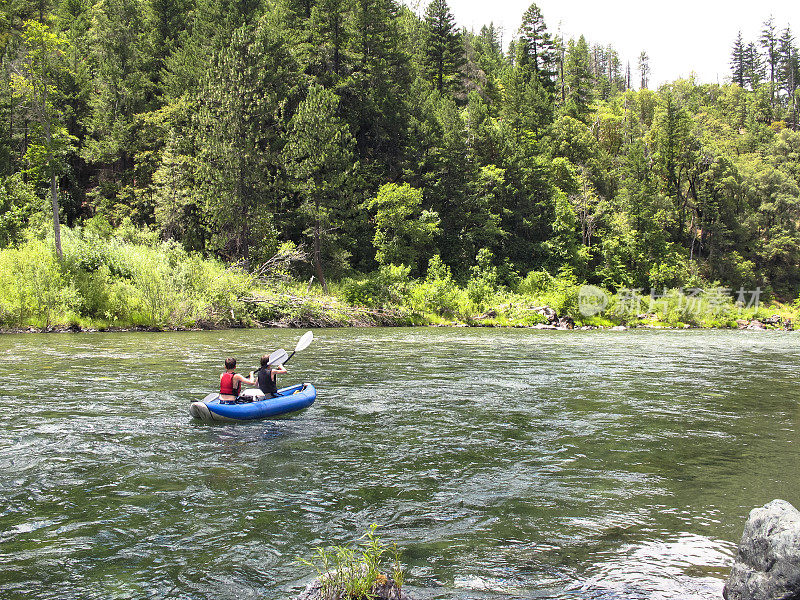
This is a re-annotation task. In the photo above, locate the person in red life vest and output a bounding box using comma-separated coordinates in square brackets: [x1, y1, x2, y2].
[257, 353, 288, 398]
[219, 357, 255, 403]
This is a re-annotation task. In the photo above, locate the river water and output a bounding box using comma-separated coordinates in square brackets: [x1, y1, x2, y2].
[1, 328, 798, 600]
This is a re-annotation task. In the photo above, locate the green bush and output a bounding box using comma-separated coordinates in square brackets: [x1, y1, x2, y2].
[517, 270, 555, 296]
[299, 525, 404, 600]
[0, 174, 39, 248]
[0, 238, 80, 327]
[466, 248, 500, 312]
[339, 264, 412, 308]
[406, 255, 465, 318]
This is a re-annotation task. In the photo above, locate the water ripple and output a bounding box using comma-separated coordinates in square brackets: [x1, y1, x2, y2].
[0, 329, 798, 599]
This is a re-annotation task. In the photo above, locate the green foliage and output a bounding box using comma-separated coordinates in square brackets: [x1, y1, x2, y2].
[197, 17, 296, 262]
[299, 524, 404, 600]
[363, 183, 440, 269]
[422, 0, 465, 94]
[466, 248, 500, 311]
[0, 0, 799, 313]
[0, 237, 79, 327]
[408, 254, 465, 318]
[0, 225, 253, 329]
[339, 264, 412, 308]
[517, 268, 582, 319]
[0, 174, 39, 247]
[283, 83, 355, 290]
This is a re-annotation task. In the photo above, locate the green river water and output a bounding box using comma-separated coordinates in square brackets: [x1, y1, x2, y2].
[1, 328, 799, 600]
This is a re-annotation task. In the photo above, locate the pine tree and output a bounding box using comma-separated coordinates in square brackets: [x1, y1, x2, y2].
[778, 26, 798, 120]
[196, 19, 297, 262]
[343, 0, 410, 175]
[282, 84, 355, 292]
[517, 2, 556, 90]
[553, 32, 566, 103]
[760, 16, 778, 102]
[564, 36, 593, 122]
[422, 0, 464, 94]
[731, 30, 746, 87]
[309, 0, 352, 80]
[638, 51, 650, 89]
[743, 41, 765, 89]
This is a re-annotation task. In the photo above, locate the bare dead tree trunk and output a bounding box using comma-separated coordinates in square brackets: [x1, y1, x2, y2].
[313, 199, 327, 294]
[44, 93, 62, 260]
[51, 170, 62, 259]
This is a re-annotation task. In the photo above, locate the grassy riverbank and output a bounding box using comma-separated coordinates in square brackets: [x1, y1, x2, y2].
[1, 226, 797, 333]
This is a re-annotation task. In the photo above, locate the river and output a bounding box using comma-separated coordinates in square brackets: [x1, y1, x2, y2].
[1, 328, 798, 599]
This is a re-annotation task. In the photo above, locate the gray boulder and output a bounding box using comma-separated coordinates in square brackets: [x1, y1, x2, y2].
[724, 499, 800, 600]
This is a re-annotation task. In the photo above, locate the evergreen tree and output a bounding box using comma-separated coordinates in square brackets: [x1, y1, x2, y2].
[638, 51, 650, 89]
[744, 41, 765, 90]
[471, 22, 505, 83]
[282, 84, 355, 292]
[564, 36, 593, 122]
[500, 62, 553, 137]
[196, 19, 297, 262]
[760, 16, 778, 102]
[650, 89, 696, 241]
[731, 30, 746, 87]
[777, 26, 798, 126]
[85, 0, 154, 222]
[421, 0, 463, 94]
[517, 2, 556, 90]
[341, 0, 410, 184]
[309, 0, 351, 81]
[153, 128, 202, 249]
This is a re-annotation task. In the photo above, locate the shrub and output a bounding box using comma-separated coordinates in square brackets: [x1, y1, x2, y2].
[518, 270, 555, 296]
[407, 255, 465, 318]
[466, 248, 500, 312]
[0, 238, 79, 327]
[339, 264, 412, 308]
[299, 525, 404, 600]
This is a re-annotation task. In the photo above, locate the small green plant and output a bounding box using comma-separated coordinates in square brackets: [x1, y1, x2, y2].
[298, 524, 404, 600]
[390, 543, 404, 594]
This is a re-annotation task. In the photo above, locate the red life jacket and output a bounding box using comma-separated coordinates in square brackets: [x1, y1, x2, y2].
[220, 372, 240, 396]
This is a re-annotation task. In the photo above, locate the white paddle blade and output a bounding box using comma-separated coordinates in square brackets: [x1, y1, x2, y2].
[267, 349, 289, 366]
[295, 330, 314, 353]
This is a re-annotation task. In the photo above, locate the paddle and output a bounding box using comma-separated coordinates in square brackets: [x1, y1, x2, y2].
[283, 330, 314, 366]
[256, 331, 314, 371]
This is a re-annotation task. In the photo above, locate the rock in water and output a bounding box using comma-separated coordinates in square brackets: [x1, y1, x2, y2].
[724, 499, 800, 600]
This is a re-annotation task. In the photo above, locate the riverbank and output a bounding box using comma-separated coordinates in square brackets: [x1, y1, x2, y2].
[2, 227, 798, 334]
[2, 303, 795, 334]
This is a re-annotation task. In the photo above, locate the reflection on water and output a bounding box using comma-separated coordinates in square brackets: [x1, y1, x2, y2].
[0, 328, 799, 600]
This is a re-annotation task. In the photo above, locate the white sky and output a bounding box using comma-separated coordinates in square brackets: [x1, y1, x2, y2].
[406, 0, 799, 88]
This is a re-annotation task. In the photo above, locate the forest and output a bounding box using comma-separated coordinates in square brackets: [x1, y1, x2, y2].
[0, 0, 799, 329]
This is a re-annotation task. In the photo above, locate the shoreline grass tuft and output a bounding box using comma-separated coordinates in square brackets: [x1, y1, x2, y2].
[298, 524, 404, 600]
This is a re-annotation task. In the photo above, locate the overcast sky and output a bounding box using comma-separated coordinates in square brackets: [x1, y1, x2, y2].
[406, 0, 799, 88]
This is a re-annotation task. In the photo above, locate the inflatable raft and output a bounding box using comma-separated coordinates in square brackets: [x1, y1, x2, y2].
[189, 383, 316, 423]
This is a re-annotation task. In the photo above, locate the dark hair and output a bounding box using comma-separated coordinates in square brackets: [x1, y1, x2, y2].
[225, 357, 236, 369]
[260, 354, 270, 367]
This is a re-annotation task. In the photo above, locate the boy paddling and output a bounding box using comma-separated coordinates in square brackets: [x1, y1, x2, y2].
[256, 353, 288, 398]
[219, 357, 255, 403]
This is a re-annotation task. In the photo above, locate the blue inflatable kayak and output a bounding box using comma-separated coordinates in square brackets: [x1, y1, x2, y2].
[189, 383, 316, 423]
